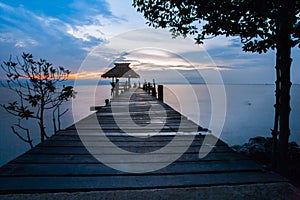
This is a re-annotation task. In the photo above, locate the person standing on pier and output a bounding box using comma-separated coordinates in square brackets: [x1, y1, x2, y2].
[110, 81, 115, 96]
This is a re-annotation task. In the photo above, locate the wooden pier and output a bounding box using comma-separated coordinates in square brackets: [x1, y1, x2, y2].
[0, 88, 298, 199]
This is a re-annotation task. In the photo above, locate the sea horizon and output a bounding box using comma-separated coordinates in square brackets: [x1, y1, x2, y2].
[3, 78, 300, 86]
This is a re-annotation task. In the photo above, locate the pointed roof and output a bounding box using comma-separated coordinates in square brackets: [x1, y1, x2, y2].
[101, 63, 140, 78]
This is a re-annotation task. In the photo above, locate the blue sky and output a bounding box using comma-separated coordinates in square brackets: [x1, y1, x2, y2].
[0, 0, 300, 84]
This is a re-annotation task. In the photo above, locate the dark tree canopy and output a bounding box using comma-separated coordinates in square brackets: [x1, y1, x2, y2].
[133, 0, 300, 53]
[1, 53, 76, 147]
[133, 0, 300, 174]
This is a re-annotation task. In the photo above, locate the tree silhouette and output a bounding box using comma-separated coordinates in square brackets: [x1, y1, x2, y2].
[133, 0, 300, 173]
[1, 53, 76, 147]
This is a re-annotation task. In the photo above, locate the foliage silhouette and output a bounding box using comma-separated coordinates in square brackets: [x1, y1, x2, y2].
[133, 0, 300, 173]
[1, 53, 76, 148]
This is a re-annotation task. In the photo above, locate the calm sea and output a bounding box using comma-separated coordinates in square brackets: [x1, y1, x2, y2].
[0, 84, 299, 166]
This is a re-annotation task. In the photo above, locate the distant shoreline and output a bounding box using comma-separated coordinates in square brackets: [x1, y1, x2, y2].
[0, 79, 285, 87]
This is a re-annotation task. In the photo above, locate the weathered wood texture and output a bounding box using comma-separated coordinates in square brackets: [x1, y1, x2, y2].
[0, 88, 289, 194]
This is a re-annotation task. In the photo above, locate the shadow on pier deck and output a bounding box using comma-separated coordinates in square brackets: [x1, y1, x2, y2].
[0, 88, 298, 199]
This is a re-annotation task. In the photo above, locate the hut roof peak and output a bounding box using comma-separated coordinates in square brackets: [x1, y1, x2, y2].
[101, 63, 139, 78]
[114, 62, 130, 65]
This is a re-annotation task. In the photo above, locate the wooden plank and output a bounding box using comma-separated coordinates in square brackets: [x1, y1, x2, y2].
[39, 138, 225, 147]
[0, 160, 262, 176]
[9, 152, 248, 164]
[53, 132, 222, 141]
[76, 120, 200, 125]
[40, 140, 227, 148]
[67, 128, 184, 133]
[48, 135, 227, 146]
[95, 113, 187, 120]
[26, 146, 231, 155]
[0, 172, 287, 193]
[71, 125, 201, 130]
[69, 125, 205, 131]
[73, 124, 201, 129]
[43, 145, 228, 154]
[95, 111, 182, 116]
[30, 142, 232, 154]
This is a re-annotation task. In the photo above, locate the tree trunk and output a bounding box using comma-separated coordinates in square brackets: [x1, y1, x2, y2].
[277, 49, 292, 174]
[39, 107, 45, 142]
[271, 54, 280, 170]
[39, 103, 49, 142]
[276, 1, 293, 174]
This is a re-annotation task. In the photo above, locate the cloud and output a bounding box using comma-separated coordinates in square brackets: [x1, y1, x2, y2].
[76, 29, 223, 84]
[202, 36, 235, 50]
[228, 38, 242, 48]
[64, 0, 147, 47]
[80, 29, 215, 71]
[0, 3, 69, 46]
[0, 0, 148, 74]
[0, 1, 114, 71]
[66, 24, 105, 42]
[68, 0, 112, 18]
[215, 66, 240, 71]
[0, 2, 13, 11]
[1, 0, 299, 84]
[0, 1, 231, 76]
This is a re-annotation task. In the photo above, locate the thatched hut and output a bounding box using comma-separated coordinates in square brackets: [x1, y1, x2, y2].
[101, 63, 140, 95]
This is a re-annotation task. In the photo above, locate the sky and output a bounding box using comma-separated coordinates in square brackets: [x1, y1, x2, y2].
[0, 0, 300, 84]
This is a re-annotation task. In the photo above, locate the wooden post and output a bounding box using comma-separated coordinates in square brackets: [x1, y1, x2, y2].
[152, 79, 156, 97]
[152, 87, 156, 97]
[158, 85, 163, 102]
[143, 81, 147, 91]
[128, 77, 131, 89]
[115, 79, 119, 97]
[147, 82, 151, 94]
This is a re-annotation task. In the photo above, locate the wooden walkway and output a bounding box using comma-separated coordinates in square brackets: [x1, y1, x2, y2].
[0, 88, 296, 198]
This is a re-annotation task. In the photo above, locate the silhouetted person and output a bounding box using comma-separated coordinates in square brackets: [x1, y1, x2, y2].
[143, 80, 147, 90]
[115, 79, 119, 96]
[125, 80, 128, 91]
[110, 82, 115, 96]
